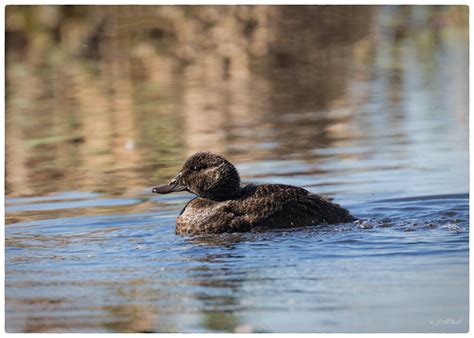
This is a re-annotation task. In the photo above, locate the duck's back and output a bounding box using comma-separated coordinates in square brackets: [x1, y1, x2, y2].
[176, 183, 355, 235]
[233, 184, 354, 230]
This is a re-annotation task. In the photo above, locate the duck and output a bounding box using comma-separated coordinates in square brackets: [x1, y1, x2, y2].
[152, 152, 355, 235]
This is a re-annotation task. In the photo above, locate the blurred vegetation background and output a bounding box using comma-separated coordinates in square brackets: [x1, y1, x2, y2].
[5, 5, 468, 197]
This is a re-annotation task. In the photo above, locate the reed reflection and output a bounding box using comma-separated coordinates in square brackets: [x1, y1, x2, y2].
[6, 5, 382, 197]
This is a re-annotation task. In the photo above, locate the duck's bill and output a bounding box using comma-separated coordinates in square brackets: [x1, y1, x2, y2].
[152, 174, 187, 194]
[152, 184, 187, 194]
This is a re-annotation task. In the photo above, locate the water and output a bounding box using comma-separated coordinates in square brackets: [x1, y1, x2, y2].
[5, 6, 469, 333]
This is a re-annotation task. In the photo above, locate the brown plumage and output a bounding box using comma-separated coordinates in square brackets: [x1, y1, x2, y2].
[152, 152, 355, 235]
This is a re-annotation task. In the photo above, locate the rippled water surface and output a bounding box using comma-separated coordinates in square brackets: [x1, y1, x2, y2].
[5, 6, 468, 332]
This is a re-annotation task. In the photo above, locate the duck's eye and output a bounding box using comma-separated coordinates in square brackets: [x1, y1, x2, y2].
[192, 166, 198, 171]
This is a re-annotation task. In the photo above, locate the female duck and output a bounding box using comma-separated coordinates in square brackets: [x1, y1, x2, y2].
[152, 152, 355, 235]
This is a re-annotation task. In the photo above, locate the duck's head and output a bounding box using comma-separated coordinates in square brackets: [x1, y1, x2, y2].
[152, 152, 241, 201]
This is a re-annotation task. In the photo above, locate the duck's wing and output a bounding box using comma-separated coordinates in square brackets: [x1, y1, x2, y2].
[230, 184, 353, 229]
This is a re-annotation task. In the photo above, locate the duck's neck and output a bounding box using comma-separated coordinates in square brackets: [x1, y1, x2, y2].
[203, 185, 242, 201]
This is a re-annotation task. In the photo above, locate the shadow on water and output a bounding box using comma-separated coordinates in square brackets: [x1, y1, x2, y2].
[5, 5, 469, 333]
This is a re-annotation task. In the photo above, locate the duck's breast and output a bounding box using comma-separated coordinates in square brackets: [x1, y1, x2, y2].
[176, 198, 244, 235]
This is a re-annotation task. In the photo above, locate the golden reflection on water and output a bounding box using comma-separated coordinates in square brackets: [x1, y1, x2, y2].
[4, 5, 406, 197]
[6, 5, 468, 198]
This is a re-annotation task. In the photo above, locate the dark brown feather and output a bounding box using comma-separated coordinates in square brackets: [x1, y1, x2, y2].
[153, 152, 355, 235]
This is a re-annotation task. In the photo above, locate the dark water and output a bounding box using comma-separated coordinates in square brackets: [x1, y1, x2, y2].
[5, 6, 469, 332]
